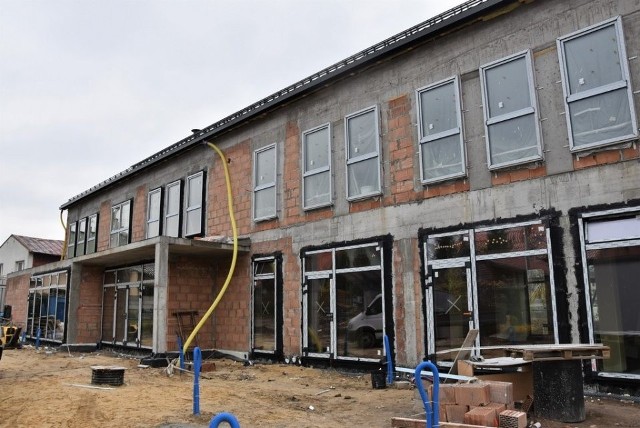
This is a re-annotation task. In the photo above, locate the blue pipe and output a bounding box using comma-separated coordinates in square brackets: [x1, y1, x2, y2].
[35, 327, 41, 349]
[193, 347, 202, 415]
[209, 412, 241, 428]
[414, 361, 440, 428]
[178, 335, 185, 370]
[384, 335, 394, 385]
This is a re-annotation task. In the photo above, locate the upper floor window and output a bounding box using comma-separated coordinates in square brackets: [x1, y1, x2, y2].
[67, 222, 77, 259]
[76, 217, 87, 256]
[480, 51, 542, 168]
[345, 106, 381, 199]
[557, 17, 637, 151]
[147, 188, 162, 239]
[253, 144, 277, 221]
[417, 76, 465, 183]
[110, 200, 131, 248]
[15, 260, 24, 271]
[164, 181, 181, 237]
[302, 124, 332, 209]
[0, 263, 4, 276]
[185, 171, 205, 237]
[86, 213, 98, 254]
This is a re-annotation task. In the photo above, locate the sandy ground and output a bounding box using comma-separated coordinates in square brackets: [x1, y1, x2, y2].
[0, 345, 639, 428]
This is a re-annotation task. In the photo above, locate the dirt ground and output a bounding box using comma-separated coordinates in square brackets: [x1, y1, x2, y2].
[0, 346, 639, 428]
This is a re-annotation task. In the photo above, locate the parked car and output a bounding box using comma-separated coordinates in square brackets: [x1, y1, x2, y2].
[347, 294, 383, 348]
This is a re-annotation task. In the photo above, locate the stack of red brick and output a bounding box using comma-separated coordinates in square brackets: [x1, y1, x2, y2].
[422, 381, 527, 427]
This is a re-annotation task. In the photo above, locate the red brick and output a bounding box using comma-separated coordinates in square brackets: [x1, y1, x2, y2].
[499, 410, 527, 428]
[491, 171, 511, 186]
[622, 146, 639, 160]
[595, 149, 621, 165]
[481, 380, 513, 405]
[444, 404, 468, 423]
[454, 383, 491, 407]
[465, 406, 498, 427]
[573, 154, 597, 169]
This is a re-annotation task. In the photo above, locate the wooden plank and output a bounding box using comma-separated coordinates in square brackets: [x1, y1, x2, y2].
[391, 418, 491, 428]
[505, 344, 610, 361]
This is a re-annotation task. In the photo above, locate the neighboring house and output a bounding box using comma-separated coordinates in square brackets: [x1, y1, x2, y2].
[0, 235, 64, 316]
[5, 0, 640, 395]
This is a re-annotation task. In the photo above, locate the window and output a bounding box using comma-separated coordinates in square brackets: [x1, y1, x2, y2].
[253, 144, 277, 221]
[480, 51, 542, 168]
[345, 106, 381, 199]
[110, 200, 131, 248]
[15, 260, 24, 271]
[67, 222, 77, 258]
[76, 218, 87, 256]
[27, 270, 67, 341]
[185, 171, 205, 237]
[580, 209, 640, 378]
[147, 188, 162, 239]
[252, 257, 281, 355]
[0, 264, 3, 276]
[302, 124, 332, 209]
[557, 17, 637, 150]
[417, 77, 465, 183]
[86, 214, 98, 254]
[164, 181, 181, 237]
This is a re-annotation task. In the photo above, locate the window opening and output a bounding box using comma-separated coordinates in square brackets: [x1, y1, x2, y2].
[147, 188, 162, 239]
[27, 270, 67, 342]
[302, 124, 332, 209]
[185, 171, 205, 237]
[480, 51, 542, 168]
[67, 222, 77, 259]
[164, 181, 181, 237]
[417, 76, 465, 183]
[557, 17, 638, 150]
[76, 218, 87, 256]
[345, 106, 381, 199]
[86, 214, 98, 254]
[253, 144, 277, 220]
[110, 200, 131, 248]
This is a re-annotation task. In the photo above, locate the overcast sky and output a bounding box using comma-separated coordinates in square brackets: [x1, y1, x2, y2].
[0, 0, 462, 244]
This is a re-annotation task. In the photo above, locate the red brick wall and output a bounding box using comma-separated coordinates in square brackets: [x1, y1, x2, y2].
[491, 164, 547, 186]
[5, 273, 30, 328]
[97, 200, 111, 252]
[74, 265, 103, 343]
[573, 146, 639, 170]
[131, 185, 147, 242]
[282, 122, 303, 225]
[207, 141, 253, 238]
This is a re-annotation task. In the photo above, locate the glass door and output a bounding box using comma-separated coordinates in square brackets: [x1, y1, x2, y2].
[428, 265, 474, 362]
[304, 275, 333, 356]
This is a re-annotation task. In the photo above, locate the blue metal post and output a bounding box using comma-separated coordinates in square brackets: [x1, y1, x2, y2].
[193, 347, 202, 415]
[384, 335, 394, 385]
[35, 327, 41, 350]
[414, 361, 440, 428]
[178, 335, 185, 370]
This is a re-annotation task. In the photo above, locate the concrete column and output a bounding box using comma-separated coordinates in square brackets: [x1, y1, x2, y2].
[66, 262, 82, 344]
[154, 240, 169, 353]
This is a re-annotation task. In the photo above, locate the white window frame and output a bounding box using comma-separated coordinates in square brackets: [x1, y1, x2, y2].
[302, 123, 332, 210]
[147, 187, 162, 239]
[557, 17, 638, 151]
[15, 260, 24, 271]
[345, 106, 381, 200]
[253, 144, 277, 221]
[164, 180, 181, 237]
[67, 221, 77, 258]
[416, 76, 466, 183]
[185, 171, 205, 237]
[110, 200, 131, 248]
[76, 217, 87, 256]
[86, 213, 98, 254]
[480, 50, 542, 169]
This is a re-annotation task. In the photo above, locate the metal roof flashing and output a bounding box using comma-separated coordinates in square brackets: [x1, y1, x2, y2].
[60, 0, 509, 210]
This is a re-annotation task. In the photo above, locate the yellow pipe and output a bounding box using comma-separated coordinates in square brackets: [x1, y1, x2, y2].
[182, 142, 238, 354]
[60, 210, 68, 261]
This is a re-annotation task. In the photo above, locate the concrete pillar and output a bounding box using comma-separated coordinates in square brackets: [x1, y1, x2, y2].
[66, 262, 82, 344]
[154, 240, 169, 353]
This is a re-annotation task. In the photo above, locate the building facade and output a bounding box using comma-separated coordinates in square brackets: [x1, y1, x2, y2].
[6, 0, 640, 393]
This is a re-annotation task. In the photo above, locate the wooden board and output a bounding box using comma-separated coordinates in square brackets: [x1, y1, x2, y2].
[391, 417, 490, 428]
[504, 344, 610, 361]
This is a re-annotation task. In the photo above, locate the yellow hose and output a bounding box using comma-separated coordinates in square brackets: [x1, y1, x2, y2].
[60, 210, 68, 261]
[182, 142, 238, 354]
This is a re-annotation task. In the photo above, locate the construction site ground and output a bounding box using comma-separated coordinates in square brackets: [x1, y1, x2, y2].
[0, 346, 638, 427]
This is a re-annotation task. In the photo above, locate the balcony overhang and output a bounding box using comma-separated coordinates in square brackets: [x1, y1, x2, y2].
[71, 236, 250, 268]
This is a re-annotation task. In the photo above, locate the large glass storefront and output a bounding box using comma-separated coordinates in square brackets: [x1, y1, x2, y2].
[27, 270, 68, 341]
[580, 208, 640, 378]
[102, 264, 154, 348]
[424, 220, 558, 363]
[302, 241, 387, 361]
